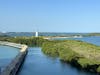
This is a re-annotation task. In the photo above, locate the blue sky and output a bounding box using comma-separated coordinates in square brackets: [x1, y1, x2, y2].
[0, 0, 100, 32]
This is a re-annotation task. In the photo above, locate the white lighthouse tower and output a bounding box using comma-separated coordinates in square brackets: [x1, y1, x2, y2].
[35, 31, 38, 37]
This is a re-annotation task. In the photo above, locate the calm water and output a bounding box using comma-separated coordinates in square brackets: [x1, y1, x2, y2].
[52, 36, 100, 46]
[17, 37, 100, 75]
[0, 45, 19, 70]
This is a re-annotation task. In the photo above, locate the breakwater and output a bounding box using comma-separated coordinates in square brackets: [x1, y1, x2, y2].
[0, 41, 28, 75]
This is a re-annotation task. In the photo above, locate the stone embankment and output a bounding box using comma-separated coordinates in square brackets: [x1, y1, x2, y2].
[0, 41, 28, 75]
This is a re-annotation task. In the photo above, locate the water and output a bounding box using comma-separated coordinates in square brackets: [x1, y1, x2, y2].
[17, 36, 100, 75]
[0, 45, 19, 70]
[52, 36, 100, 46]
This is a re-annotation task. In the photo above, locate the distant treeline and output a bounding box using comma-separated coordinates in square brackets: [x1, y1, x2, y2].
[0, 35, 11, 41]
[42, 40, 100, 73]
[88, 33, 100, 36]
[0, 36, 48, 46]
[9, 37, 46, 46]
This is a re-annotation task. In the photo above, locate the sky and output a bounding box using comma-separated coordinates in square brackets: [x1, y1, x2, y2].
[0, 0, 100, 32]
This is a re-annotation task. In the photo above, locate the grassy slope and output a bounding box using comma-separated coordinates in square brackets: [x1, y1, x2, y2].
[42, 40, 100, 73]
[61, 40, 100, 61]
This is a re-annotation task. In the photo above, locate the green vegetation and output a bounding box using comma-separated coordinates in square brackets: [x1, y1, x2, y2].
[78, 58, 98, 68]
[1, 35, 100, 73]
[59, 47, 78, 62]
[42, 41, 60, 56]
[9, 37, 49, 46]
[0, 36, 48, 46]
[88, 33, 100, 36]
[97, 66, 100, 72]
[0, 35, 11, 41]
[42, 40, 100, 73]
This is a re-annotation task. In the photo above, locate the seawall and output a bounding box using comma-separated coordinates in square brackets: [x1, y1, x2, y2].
[0, 41, 28, 75]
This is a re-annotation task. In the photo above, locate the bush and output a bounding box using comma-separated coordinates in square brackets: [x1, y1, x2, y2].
[42, 41, 59, 56]
[42, 40, 100, 73]
[59, 47, 78, 62]
[8, 36, 48, 47]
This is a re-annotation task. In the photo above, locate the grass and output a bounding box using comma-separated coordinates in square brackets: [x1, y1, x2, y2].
[42, 40, 100, 73]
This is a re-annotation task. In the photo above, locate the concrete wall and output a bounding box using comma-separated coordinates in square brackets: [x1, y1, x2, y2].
[0, 41, 28, 75]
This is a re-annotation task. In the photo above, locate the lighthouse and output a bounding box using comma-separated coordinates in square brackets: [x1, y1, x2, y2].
[35, 31, 38, 37]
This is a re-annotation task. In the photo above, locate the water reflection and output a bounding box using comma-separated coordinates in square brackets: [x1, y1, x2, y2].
[18, 47, 97, 75]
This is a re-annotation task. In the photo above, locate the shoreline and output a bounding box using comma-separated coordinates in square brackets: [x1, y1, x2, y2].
[0, 41, 28, 75]
[43, 36, 83, 40]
